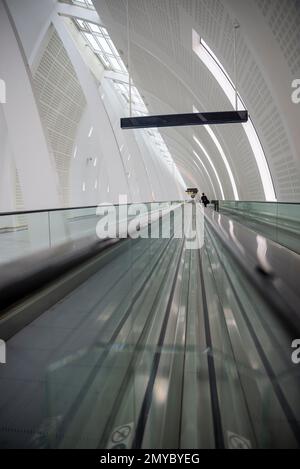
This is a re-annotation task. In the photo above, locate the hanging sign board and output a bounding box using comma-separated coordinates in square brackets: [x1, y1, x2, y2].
[121, 110, 248, 129]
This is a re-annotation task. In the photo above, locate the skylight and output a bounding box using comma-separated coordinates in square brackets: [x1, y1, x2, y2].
[200, 38, 233, 86]
[71, 0, 95, 10]
[74, 19, 127, 73]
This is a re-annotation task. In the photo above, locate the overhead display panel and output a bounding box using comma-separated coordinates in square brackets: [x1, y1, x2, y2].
[121, 111, 248, 130]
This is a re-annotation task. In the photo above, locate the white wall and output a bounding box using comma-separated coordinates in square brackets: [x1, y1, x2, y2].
[69, 106, 111, 206]
[0, 108, 15, 212]
[0, 0, 186, 214]
[68, 76, 186, 206]
[101, 78, 185, 202]
[50, 4, 185, 205]
[7, 0, 56, 63]
[0, 0, 61, 211]
[52, 12, 133, 204]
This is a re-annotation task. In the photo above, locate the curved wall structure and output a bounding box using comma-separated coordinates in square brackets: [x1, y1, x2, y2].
[96, 0, 300, 202]
[0, 0, 299, 210]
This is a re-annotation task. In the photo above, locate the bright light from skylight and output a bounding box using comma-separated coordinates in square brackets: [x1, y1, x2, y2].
[193, 160, 206, 186]
[193, 29, 276, 201]
[193, 150, 217, 199]
[206, 125, 239, 199]
[200, 37, 233, 86]
[193, 136, 225, 200]
[193, 105, 239, 200]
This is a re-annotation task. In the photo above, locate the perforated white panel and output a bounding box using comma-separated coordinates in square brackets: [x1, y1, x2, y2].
[255, 0, 300, 75]
[33, 27, 86, 204]
[15, 168, 24, 211]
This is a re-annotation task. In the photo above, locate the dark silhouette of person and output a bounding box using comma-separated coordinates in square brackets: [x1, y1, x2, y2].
[201, 193, 210, 208]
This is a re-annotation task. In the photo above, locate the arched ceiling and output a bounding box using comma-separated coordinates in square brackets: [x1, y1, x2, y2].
[94, 0, 300, 201]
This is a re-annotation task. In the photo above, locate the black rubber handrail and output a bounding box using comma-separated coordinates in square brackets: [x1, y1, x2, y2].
[0, 200, 184, 217]
[0, 235, 122, 312]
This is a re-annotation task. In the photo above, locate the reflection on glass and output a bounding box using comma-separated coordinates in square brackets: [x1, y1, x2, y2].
[219, 201, 300, 254]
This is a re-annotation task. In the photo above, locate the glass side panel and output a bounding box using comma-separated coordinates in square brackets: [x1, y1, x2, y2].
[277, 203, 300, 254]
[219, 201, 300, 254]
[0, 203, 181, 264]
[0, 211, 50, 265]
[49, 207, 98, 246]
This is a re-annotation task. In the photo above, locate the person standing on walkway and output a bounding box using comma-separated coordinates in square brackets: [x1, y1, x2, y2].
[201, 193, 210, 208]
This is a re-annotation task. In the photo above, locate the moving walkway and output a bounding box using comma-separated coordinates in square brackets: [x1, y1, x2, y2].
[0, 202, 299, 449]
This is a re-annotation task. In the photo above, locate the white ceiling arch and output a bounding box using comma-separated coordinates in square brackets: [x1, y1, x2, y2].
[95, 0, 300, 202]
